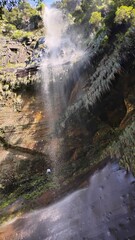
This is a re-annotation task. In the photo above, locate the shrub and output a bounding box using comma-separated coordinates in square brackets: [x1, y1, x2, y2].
[12, 30, 33, 40]
[12, 30, 24, 39]
[115, 5, 134, 24]
[89, 11, 103, 27]
[3, 23, 17, 36]
[131, 8, 135, 25]
[4, 2, 40, 30]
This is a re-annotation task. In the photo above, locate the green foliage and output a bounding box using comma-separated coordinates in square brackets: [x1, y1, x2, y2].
[112, 0, 135, 7]
[72, 0, 97, 25]
[3, 1, 40, 30]
[72, 5, 84, 24]
[3, 23, 17, 36]
[0, 0, 43, 41]
[59, 26, 135, 128]
[102, 121, 135, 173]
[36, 2, 45, 12]
[131, 8, 135, 24]
[104, 7, 116, 28]
[4, 7, 21, 29]
[89, 11, 103, 27]
[11, 29, 25, 39]
[55, 0, 79, 12]
[84, 51, 120, 105]
[103, 0, 135, 28]
[12, 30, 32, 40]
[81, 0, 94, 12]
[115, 5, 134, 24]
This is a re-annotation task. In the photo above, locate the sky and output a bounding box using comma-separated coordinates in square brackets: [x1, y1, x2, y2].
[44, 0, 56, 5]
[28, 0, 57, 7]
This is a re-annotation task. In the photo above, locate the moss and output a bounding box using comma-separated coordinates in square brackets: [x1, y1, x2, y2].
[0, 114, 134, 225]
[0, 9, 135, 227]
[0, 194, 16, 210]
[23, 180, 59, 200]
[12, 30, 33, 40]
[100, 119, 135, 174]
[0, 173, 61, 224]
[0, 210, 23, 225]
[6, 63, 25, 68]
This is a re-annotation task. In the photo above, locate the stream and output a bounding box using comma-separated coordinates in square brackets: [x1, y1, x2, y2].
[0, 162, 135, 240]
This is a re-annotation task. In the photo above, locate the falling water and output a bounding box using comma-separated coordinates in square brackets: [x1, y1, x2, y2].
[1, 163, 135, 239]
[1, 7, 135, 240]
[41, 7, 85, 177]
[41, 7, 84, 92]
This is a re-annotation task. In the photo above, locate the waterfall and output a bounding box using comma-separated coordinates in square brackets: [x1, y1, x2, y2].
[41, 6, 85, 179]
[41, 7, 84, 91]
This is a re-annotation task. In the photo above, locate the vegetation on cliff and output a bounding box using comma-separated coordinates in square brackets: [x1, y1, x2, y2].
[0, 0, 135, 224]
[0, 1, 44, 40]
[58, 0, 135, 173]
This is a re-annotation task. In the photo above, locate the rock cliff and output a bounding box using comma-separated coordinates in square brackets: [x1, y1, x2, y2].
[0, 26, 135, 224]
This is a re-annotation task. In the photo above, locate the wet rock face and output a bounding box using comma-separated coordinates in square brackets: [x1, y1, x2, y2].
[0, 30, 135, 225]
[0, 90, 49, 191]
[93, 85, 127, 128]
[67, 61, 135, 130]
[1, 163, 135, 240]
[57, 60, 135, 181]
[95, 72, 135, 128]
